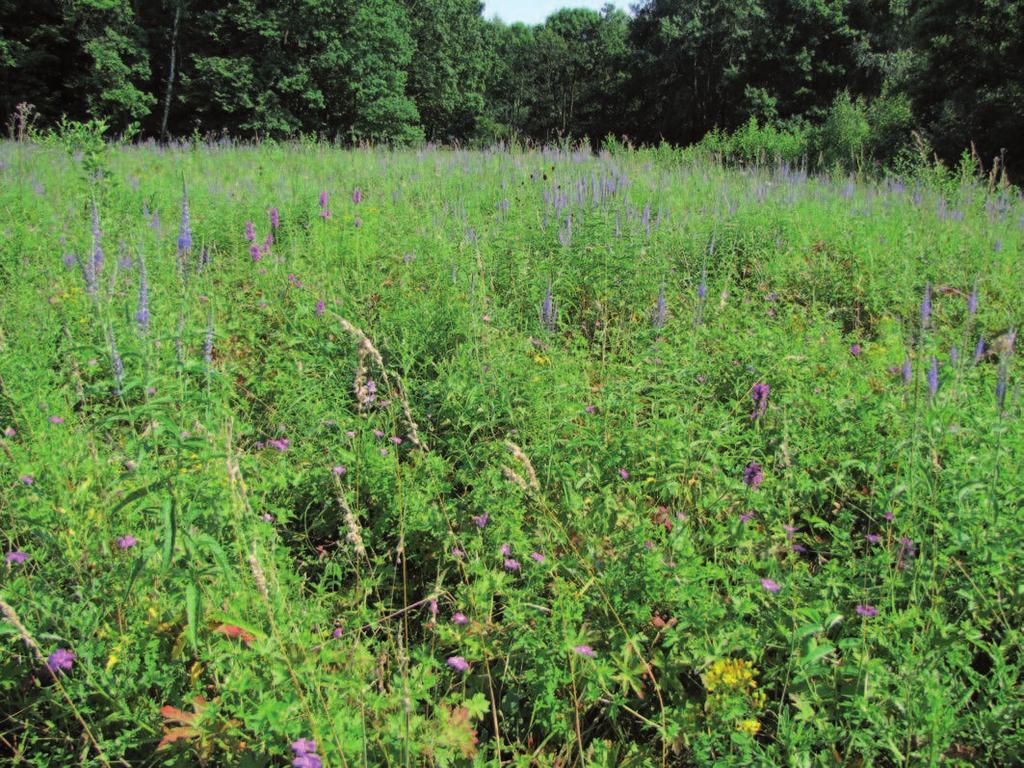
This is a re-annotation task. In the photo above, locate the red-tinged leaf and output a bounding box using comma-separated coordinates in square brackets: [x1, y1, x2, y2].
[160, 706, 197, 726]
[157, 726, 198, 750]
[213, 624, 255, 644]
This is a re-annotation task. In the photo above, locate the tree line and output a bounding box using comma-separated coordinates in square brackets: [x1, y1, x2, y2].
[1, 1, 1021, 169]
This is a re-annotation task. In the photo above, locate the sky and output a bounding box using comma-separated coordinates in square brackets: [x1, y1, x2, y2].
[483, 0, 626, 26]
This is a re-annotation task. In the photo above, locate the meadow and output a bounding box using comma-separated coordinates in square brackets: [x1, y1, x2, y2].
[0, 138, 1021, 767]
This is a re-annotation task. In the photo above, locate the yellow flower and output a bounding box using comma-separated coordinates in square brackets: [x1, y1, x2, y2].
[533, 354, 549, 365]
[738, 719, 761, 736]
[105, 654, 118, 672]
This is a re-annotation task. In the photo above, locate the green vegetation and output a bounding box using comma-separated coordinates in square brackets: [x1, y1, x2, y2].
[0, 138, 1021, 766]
[3, 1, 1024, 169]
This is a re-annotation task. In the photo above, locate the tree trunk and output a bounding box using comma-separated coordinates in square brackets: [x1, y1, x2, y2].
[160, 1, 182, 143]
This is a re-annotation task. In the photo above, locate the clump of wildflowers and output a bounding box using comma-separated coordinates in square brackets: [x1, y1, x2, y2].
[750, 382, 769, 420]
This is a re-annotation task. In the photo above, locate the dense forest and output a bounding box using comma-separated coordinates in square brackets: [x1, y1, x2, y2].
[1, 1, 1022, 168]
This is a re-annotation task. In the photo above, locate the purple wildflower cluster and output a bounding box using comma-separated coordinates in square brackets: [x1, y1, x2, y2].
[291, 738, 323, 768]
[750, 382, 769, 421]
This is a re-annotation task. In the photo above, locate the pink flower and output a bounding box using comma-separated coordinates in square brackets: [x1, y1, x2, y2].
[530, 552, 546, 563]
[116, 535, 137, 549]
[315, 300, 325, 317]
[573, 644, 595, 658]
[447, 656, 470, 673]
[48, 416, 64, 424]
[618, 468, 629, 480]
[585, 405, 596, 414]
[856, 604, 878, 617]
[452, 612, 469, 625]
[760, 578, 781, 593]
[332, 627, 344, 639]
[500, 543, 511, 556]
[332, 465, 347, 476]
[503, 558, 520, 571]
[472, 514, 488, 529]
[3, 427, 15, 437]
[19, 475, 34, 486]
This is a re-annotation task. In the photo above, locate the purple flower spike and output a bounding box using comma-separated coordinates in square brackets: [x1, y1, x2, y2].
[352, 187, 362, 204]
[750, 382, 770, 420]
[46, 648, 75, 673]
[293, 755, 323, 768]
[177, 184, 192, 252]
[244, 221, 255, 242]
[974, 336, 986, 364]
[967, 282, 978, 316]
[269, 208, 280, 230]
[472, 513, 488, 529]
[902, 356, 912, 385]
[291, 739, 317, 756]
[920, 282, 932, 329]
[856, 604, 878, 617]
[315, 300, 325, 317]
[6, 550, 29, 564]
[927, 356, 939, 398]
[117, 535, 137, 549]
[760, 578, 781, 593]
[573, 644, 596, 658]
[743, 461, 764, 489]
[447, 655, 470, 673]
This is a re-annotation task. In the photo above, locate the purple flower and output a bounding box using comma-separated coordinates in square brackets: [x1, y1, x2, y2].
[760, 578, 781, 593]
[117, 535, 137, 549]
[855, 604, 878, 617]
[791, 543, 807, 553]
[315, 300, 325, 317]
[967, 282, 978, 316]
[269, 208, 280, 230]
[293, 755, 323, 768]
[373, 429, 385, 439]
[902, 356, 912, 385]
[739, 511, 754, 523]
[884, 511, 894, 522]
[539, 282, 557, 332]
[573, 644, 596, 658]
[135, 257, 150, 332]
[48, 416, 64, 424]
[651, 284, 667, 329]
[332, 465, 346, 476]
[920, 282, 931, 329]
[500, 543, 511, 556]
[452, 612, 469, 625]
[250, 245, 261, 262]
[3, 427, 15, 437]
[177, 185, 192, 252]
[447, 655, 470, 673]
[244, 221, 255, 242]
[389, 436, 402, 445]
[19, 475, 34, 486]
[927, 356, 939, 398]
[504, 558, 520, 571]
[530, 552, 546, 563]
[5, 550, 28, 564]
[865, 533, 881, 544]
[332, 626, 344, 638]
[352, 187, 362, 204]
[750, 382, 769, 420]
[451, 547, 465, 558]
[472, 514, 488, 529]
[584, 405, 596, 414]
[46, 648, 75, 673]
[291, 739, 317, 756]
[319, 190, 329, 208]
[949, 345, 959, 366]
[974, 336, 986, 364]
[618, 468, 630, 480]
[743, 461, 764, 489]
[850, 343, 862, 357]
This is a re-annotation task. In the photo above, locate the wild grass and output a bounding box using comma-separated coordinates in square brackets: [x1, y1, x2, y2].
[0, 139, 1021, 767]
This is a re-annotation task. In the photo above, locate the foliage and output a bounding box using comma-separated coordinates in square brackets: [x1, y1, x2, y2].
[0, 139, 1021, 767]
